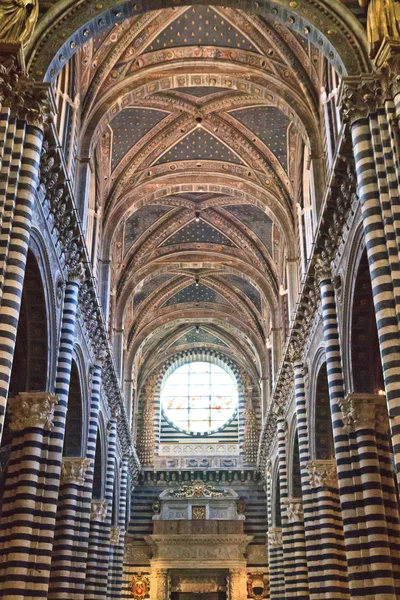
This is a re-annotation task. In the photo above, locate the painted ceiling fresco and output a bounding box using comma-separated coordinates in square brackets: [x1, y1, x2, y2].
[223, 205, 274, 254]
[133, 274, 174, 307]
[154, 128, 244, 165]
[110, 108, 169, 169]
[230, 107, 290, 171]
[221, 274, 262, 313]
[76, 2, 325, 382]
[144, 6, 260, 53]
[160, 219, 236, 247]
[171, 328, 228, 347]
[164, 282, 231, 307]
[124, 205, 173, 251]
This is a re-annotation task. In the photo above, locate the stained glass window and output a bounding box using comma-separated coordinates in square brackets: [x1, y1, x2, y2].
[161, 361, 238, 434]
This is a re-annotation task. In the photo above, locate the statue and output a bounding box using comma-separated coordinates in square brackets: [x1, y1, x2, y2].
[358, 0, 400, 56]
[0, 0, 38, 44]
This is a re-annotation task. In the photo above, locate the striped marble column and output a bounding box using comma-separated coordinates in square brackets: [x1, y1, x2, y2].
[316, 264, 399, 599]
[85, 499, 109, 600]
[292, 358, 349, 599]
[85, 415, 117, 600]
[108, 457, 128, 600]
[341, 76, 400, 490]
[340, 393, 400, 594]
[0, 121, 44, 444]
[283, 498, 308, 599]
[105, 417, 118, 598]
[49, 360, 104, 600]
[47, 457, 91, 600]
[267, 527, 285, 600]
[46, 268, 87, 599]
[0, 392, 59, 600]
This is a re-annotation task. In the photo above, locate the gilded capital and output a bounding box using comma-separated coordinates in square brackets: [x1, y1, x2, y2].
[61, 457, 91, 485]
[306, 459, 338, 489]
[91, 499, 109, 521]
[8, 392, 58, 431]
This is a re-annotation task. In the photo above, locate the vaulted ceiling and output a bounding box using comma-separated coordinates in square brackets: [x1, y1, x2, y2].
[77, 4, 325, 388]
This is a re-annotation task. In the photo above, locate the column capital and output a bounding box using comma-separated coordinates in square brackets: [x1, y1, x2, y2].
[282, 498, 304, 523]
[61, 457, 91, 485]
[110, 525, 124, 545]
[339, 393, 385, 432]
[67, 262, 86, 285]
[314, 250, 332, 284]
[267, 527, 282, 548]
[91, 499, 109, 521]
[0, 52, 56, 128]
[338, 74, 381, 126]
[306, 459, 338, 489]
[8, 392, 58, 431]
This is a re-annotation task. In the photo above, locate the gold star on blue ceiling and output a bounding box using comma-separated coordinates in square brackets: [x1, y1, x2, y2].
[124, 205, 173, 251]
[144, 6, 260, 53]
[171, 327, 228, 347]
[111, 107, 169, 170]
[164, 282, 230, 307]
[154, 129, 244, 165]
[224, 204, 273, 254]
[222, 274, 262, 313]
[160, 219, 236, 247]
[133, 274, 173, 307]
[230, 106, 290, 171]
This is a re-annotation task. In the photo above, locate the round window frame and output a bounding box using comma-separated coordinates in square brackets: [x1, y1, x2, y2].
[160, 360, 239, 437]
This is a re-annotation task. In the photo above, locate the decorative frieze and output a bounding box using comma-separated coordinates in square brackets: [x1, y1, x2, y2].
[306, 460, 338, 489]
[61, 457, 91, 485]
[90, 499, 109, 522]
[8, 392, 58, 431]
[267, 527, 282, 548]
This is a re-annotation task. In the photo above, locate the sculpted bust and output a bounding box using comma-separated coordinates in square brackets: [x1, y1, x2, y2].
[0, 0, 38, 44]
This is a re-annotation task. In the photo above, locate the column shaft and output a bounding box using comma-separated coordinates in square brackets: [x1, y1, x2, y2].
[0, 124, 43, 443]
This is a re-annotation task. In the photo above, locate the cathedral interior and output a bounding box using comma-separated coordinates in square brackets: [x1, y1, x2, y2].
[2, 0, 400, 599]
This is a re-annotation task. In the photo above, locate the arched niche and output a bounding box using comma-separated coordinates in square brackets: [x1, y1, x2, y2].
[272, 466, 282, 528]
[92, 428, 103, 500]
[291, 430, 302, 498]
[2, 250, 49, 451]
[314, 362, 334, 460]
[0, 249, 50, 498]
[350, 249, 384, 394]
[63, 360, 84, 457]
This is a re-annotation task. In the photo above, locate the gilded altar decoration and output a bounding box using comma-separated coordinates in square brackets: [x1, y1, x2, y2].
[0, 0, 38, 44]
[131, 572, 150, 600]
[170, 479, 228, 498]
[192, 506, 206, 519]
[358, 0, 400, 56]
[247, 573, 269, 600]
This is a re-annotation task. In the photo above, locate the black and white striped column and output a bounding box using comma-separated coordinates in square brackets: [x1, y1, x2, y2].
[292, 357, 349, 599]
[317, 263, 400, 598]
[0, 120, 44, 444]
[0, 392, 59, 600]
[108, 457, 128, 600]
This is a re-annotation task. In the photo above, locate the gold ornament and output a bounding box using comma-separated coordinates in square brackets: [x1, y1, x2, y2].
[131, 572, 150, 600]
